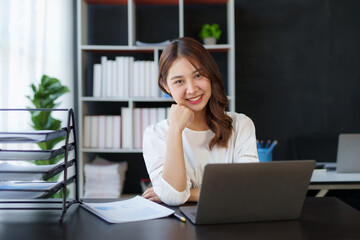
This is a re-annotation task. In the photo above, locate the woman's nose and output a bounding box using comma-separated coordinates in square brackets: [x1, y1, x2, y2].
[186, 80, 198, 94]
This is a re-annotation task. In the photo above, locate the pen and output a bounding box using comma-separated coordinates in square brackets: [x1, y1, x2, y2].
[173, 213, 186, 223]
[265, 140, 271, 148]
[256, 140, 261, 149]
[268, 140, 278, 151]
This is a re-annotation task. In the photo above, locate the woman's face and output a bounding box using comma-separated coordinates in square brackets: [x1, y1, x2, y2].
[165, 57, 211, 113]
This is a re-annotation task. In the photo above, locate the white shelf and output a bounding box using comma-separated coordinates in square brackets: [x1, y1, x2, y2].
[81, 97, 173, 102]
[82, 148, 143, 153]
[77, 0, 235, 197]
[80, 44, 232, 51]
[81, 45, 165, 51]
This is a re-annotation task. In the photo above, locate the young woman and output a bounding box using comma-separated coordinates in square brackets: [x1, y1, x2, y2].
[142, 37, 258, 206]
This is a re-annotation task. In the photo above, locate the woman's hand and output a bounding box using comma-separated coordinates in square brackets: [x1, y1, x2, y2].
[168, 104, 194, 132]
[187, 188, 200, 202]
[142, 187, 162, 203]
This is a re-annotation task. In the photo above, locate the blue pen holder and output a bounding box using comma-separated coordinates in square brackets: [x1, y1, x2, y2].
[257, 148, 273, 162]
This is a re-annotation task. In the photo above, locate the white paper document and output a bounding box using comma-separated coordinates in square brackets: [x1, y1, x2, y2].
[81, 196, 175, 223]
[0, 162, 59, 181]
[0, 181, 58, 199]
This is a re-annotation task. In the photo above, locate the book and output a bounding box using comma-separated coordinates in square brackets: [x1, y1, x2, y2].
[93, 64, 102, 97]
[149, 108, 157, 126]
[145, 61, 151, 97]
[105, 115, 113, 148]
[157, 108, 166, 122]
[151, 61, 159, 97]
[115, 56, 125, 98]
[124, 57, 133, 98]
[98, 115, 106, 148]
[139, 61, 146, 97]
[106, 59, 113, 97]
[101, 56, 107, 97]
[81, 195, 174, 223]
[111, 60, 117, 97]
[90, 116, 98, 148]
[132, 62, 140, 97]
[113, 115, 121, 148]
[83, 115, 91, 148]
[133, 108, 142, 149]
[141, 108, 150, 148]
[121, 107, 132, 148]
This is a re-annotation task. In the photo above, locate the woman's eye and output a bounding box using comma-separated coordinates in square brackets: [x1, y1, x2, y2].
[195, 73, 201, 79]
[175, 80, 183, 84]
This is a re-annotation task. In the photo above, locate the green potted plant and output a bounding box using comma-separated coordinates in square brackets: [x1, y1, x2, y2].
[199, 23, 222, 45]
[26, 75, 69, 197]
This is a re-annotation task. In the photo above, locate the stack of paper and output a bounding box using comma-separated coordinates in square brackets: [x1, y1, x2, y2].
[84, 157, 128, 198]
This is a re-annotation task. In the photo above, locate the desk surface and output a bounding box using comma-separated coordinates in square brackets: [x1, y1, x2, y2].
[310, 169, 360, 197]
[311, 170, 360, 182]
[0, 197, 360, 240]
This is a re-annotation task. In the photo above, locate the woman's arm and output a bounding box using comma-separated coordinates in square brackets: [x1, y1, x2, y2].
[233, 114, 259, 163]
[162, 104, 193, 192]
[142, 187, 200, 203]
[187, 188, 200, 202]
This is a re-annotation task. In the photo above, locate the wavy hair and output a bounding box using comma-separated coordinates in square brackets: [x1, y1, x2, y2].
[158, 37, 233, 149]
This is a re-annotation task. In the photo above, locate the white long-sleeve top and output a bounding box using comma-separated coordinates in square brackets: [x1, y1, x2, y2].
[142, 112, 259, 206]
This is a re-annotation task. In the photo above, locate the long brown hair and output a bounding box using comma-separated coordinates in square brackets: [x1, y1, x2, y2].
[158, 37, 233, 149]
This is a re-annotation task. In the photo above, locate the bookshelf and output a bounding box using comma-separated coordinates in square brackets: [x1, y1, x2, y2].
[77, 0, 235, 196]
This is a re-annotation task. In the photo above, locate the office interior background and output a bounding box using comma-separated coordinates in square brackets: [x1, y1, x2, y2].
[0, 0, 359, 206]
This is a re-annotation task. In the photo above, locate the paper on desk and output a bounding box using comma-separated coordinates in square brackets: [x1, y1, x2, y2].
[81, 195, 175, 223]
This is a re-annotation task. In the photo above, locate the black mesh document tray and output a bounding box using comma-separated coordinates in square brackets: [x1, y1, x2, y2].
[0, 108, 79, 222]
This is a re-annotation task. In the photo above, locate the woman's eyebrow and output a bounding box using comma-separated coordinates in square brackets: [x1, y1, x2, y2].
[170, 69, 201, 81]
[170, 75, 183, 81]
[193, 68, 203, 75]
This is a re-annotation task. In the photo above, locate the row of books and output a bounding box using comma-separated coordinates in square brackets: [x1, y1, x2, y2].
[84, 156, 128, 198]
[93, 56, 161, 98]
[83, 107, 170, 149]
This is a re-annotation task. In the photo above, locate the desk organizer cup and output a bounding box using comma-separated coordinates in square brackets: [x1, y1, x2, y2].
[258, 148, 273, 162]
[257, 140, 277, 162]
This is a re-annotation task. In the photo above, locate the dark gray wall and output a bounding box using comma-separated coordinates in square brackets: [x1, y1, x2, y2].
[235, 0, 360, 160]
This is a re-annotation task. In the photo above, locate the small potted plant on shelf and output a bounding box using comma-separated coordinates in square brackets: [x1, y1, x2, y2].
[199, 23, 222, 45]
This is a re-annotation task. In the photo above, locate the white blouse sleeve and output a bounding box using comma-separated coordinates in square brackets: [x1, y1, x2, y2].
[142, 124, 191, 206]
[233, 114, 259, 163]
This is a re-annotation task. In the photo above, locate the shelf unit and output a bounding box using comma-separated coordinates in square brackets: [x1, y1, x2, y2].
[77, 0, 235, 195]
[0, 108, 79, 222]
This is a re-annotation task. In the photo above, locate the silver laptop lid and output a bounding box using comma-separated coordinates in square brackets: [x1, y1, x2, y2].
[193, 160, 315, 224]
[336, 134, 360, 173]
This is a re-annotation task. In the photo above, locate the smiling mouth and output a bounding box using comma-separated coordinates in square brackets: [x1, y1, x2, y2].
[187, 94, 203, 104]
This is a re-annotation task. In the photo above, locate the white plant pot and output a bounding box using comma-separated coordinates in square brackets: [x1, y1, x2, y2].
[203, 37, 216, 45]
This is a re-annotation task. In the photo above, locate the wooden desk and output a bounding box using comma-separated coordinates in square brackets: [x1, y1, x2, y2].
[310, 165, 360, 197]
[0, 197, 359, 240]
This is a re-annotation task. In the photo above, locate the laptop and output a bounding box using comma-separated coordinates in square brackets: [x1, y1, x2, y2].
[336, 134, 360, 173]
[180, 160, 315, 225]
